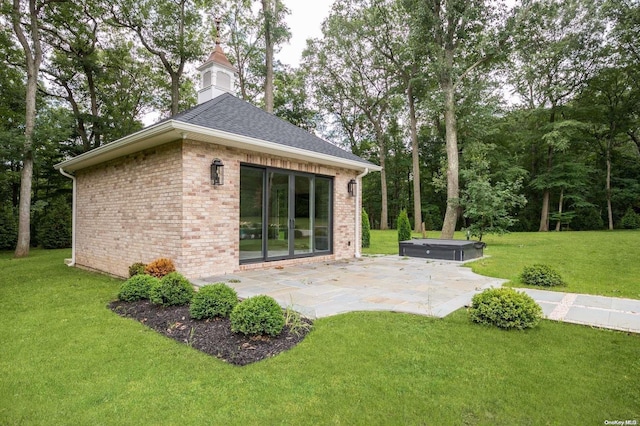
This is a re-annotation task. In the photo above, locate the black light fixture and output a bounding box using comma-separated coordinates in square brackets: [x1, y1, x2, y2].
[347, 179, 356, 197]
[211, 159, 224, 185]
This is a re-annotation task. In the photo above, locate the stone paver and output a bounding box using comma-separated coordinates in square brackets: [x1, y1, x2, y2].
[194, 255, 505, 319]
[517, 288, 640, 334]
[192, 255, 640, 334]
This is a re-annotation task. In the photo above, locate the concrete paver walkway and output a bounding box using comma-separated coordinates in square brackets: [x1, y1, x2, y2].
[517, 288, 640, 333]
[194, 256, 505, 319]
[194, 255, 640, 334]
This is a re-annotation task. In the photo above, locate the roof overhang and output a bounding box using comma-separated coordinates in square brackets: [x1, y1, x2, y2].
[54, 120, 382, 173]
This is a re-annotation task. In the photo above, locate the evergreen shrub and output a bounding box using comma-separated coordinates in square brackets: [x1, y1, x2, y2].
[521, 264, 565, 287]
[0, 203, 17, 250]
[128, 262, 146, 277]
[36, 199, 71, 249]
[362, 209, 371, 248]
[149, 272, 194, 306]
[118, 274, 158, 302]
[397, 209, 411, 242]
[189, 283, 238, 319]
[144, 258, 176, 278]
[621, 208, 640, 229]
[230, 295, 285, 336]
[469, 287, 542, 330]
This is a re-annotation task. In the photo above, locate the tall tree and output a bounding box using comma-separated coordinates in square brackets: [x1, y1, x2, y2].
[509, 0, 603, 231]
[258, 0, 289, 113]
[41, 0, 151, 151]
[343, 0, 427, 232]
[6, 0, 45, 257]
[577, 66, 639, 229]
[305, 4, 397, 229]
[223, 0, 264, 103]
[404, 0, 510, 239]
[110, 0, 206, 116]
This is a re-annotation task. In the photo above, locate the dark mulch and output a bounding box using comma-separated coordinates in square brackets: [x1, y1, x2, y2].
[109, 300, 313, 366]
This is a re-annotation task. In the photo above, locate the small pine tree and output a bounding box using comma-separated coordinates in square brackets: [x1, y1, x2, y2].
[621, 207, 640, 229]
[0, 203, 18, 250]
[362, 209, 371, 248]
[36, 198, 72, 249]
[397, 209, 411, 242]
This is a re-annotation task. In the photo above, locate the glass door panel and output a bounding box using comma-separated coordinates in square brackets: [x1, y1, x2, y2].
[239, 166, 264, 261]
[294, 176, 312, 255]
[267, 172, 290, 258]
[314, 177, 331, 252]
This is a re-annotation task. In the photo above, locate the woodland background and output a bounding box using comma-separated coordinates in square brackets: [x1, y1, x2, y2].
[1, 0, 639, 254]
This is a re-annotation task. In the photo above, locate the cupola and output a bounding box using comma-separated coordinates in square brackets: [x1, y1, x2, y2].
[197, 17, 238, 104]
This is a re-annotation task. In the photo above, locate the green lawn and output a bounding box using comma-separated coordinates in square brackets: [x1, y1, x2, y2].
[1, 249, 639, 424]
[365, 229, 640, 300]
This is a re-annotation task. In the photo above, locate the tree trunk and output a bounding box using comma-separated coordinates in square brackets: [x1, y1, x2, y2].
[12, 0, 42, 258]
[170, 72, 180, 116]
[606, 146, 613, 230]
[440, 78, 459, 239]
[555, 188, 564, 232]
[261, 0, 274, 113]
[539, 106, 556, 232]
[408, 84, 422, 233]
[375, 123, 388, 230]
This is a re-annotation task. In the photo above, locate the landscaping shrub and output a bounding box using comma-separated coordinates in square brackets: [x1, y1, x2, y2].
[189, 283, 238, 319]
[0, 202, 17, 250]
[118, 274, 158, 302]
[397, 209, 411, 242]
[620, 207, 640, 229]
[469, 287, 542, 330]
[128, 262, 146, 277]
[36, 198, 71, 249]
[144, 258, 176, 278]
[149, 272, 194, 306]
[521, 264, 565, 287]
[362, 209, 371, 248]
[230, 295, 285, 336]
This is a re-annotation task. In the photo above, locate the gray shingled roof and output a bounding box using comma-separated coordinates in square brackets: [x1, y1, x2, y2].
[171, 93, 375, 167]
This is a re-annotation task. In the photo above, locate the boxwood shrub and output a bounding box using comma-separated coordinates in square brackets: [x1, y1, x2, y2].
[230, 295, 285, 336]
[149, 272, 194, 306]
[469, 287, 542, 330]
[521, 264, 565, 287]
[118, 274, 159, 302]
[128, 262, 147, 278]
[190, 283, 238, 319]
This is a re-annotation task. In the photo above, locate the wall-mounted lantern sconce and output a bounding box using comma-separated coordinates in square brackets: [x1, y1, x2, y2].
[211, 159, 224, 185]
[347, 179, 356, 197]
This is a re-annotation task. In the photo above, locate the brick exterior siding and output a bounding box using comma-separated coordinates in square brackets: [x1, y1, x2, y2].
[74, 139, 359, 279]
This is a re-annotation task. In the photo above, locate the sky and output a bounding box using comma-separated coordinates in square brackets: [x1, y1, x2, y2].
[276, 0, 334, 67]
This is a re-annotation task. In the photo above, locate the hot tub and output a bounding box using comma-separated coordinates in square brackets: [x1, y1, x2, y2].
[399, 239, 485, 261]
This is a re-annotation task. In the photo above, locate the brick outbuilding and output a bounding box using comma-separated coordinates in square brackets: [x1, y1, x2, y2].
[55, 42, 379, 280]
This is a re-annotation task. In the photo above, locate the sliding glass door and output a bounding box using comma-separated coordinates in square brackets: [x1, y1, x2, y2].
[240, 165, 332, 263]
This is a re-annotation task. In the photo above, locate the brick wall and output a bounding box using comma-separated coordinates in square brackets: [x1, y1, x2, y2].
[75, 142, 183, 277]
[74, 138, 360, 279]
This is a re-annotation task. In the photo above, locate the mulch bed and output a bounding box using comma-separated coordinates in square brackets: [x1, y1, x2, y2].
[109, 300, 313, 366]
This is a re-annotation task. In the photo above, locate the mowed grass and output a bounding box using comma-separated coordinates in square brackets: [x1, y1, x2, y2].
[364, 229, 640, 299]
[1, 249, 639, 424]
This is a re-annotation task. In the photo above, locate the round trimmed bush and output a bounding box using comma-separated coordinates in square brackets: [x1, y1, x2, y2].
[230, 295, 285, 336]
[469, 287, 542, 330]
[149, 272, 194, 306]
[190, 283, 238, 319]
[128, 262, 146, 277]
[521, 264, 565, 287]
[118, 274, 159, 302]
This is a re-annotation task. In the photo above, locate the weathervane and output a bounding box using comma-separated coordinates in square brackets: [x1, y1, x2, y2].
[214, 16, 222, 45]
